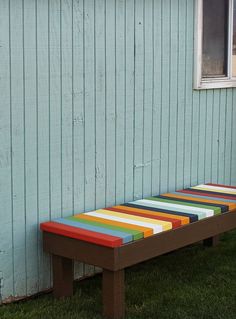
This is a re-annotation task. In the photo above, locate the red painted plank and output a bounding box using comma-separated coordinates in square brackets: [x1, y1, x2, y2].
[105, 207, 181, 229]
[207, 183, 236, 190]
[40, 221, 122, 248]
[178, 189, 236, 201]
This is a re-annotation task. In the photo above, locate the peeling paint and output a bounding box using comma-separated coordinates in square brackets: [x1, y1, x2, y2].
[134, 158, 161, 169]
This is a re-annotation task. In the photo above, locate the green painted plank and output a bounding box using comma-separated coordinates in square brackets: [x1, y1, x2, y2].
[148, 197, 221, 215]
[67, 216, 143, 241]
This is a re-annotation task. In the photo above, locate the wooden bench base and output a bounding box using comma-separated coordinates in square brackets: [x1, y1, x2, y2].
[43, 211, 236, 319]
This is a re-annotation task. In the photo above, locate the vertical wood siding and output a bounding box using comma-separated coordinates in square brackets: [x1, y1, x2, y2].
[0, 0, 236, 301]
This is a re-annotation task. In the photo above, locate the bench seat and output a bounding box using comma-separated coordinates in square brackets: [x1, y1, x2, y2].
[40, 183, 236, 319]
[40, 183, 236, 248]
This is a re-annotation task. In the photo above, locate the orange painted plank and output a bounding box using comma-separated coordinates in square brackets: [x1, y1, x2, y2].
[74, 214, 153, 238]
[111, 205, 189, 225]
[163, 193, 236, 211]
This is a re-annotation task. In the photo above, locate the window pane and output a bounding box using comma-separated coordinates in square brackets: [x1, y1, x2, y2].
[233, 0, 236, 76]
[202, 0, 228, 77]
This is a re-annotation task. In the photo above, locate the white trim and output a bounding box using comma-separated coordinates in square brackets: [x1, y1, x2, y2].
[194, 0, 236, 90]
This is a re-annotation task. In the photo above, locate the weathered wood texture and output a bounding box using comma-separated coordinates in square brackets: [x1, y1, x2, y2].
[0, 0, 236, 302]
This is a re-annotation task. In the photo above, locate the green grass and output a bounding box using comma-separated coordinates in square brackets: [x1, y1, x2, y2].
[1, 231, 236, 319]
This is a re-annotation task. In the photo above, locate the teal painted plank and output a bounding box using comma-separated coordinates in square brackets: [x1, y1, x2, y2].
[24, 0, 39, 295]
[0, 0, 14, 300]
[37, 0, 51, 291]
[10, 0, 26, 297]
[143, 0, 153, 198]
[55, 218, 133, 244]
[124, 0, 135, 202]
[151, 0, 162, 196]
[133, 0, 144, 200]
[105, 0, 116, 207]
[95, 0, 106, 209]
[115, 0, 126, 204]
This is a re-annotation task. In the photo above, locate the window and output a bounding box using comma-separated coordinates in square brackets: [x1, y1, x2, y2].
[195, 0, 236, 89]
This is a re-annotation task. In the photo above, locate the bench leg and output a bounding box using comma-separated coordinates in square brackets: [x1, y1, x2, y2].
[103, 269, 125, 319]
[52, 255, 74, 298]
[203, 235, 220, 247]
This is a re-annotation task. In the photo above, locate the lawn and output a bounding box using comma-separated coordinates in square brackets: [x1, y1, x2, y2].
[1, 231, 236, 319]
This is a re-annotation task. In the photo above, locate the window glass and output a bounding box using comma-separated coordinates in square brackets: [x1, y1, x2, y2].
[233, 0, 236, 76]
[202, 0, 228, 77]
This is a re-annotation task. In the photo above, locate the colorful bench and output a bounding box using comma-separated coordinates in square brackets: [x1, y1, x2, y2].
[40, 183, 236, 319]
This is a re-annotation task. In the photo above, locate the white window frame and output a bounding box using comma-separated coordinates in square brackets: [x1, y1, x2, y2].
[194, 0, 236, 89]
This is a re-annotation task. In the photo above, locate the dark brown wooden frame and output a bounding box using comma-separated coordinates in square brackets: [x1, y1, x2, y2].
[42, 211, 236, 319]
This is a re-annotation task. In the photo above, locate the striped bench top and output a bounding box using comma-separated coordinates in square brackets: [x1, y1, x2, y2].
[40, 183, 236, 248]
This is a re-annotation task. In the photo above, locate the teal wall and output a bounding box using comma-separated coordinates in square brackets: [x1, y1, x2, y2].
[0, 0, 236, 302]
